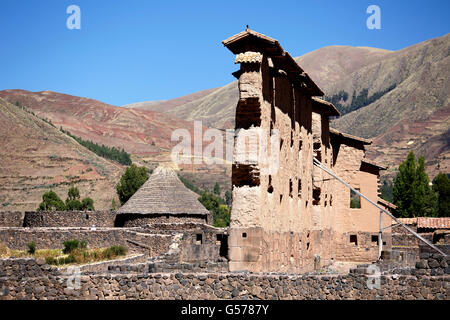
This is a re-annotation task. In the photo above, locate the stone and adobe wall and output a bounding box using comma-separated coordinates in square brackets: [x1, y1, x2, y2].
[0, 212, 24, 227]
[330, 133, 392, 262]
[223, 30, 335, 274]
[23, 211, 116, 228]
[0, 258, 448, 300]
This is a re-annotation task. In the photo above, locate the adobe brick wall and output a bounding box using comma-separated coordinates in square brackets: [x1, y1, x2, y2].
[0, 258, 448, 300]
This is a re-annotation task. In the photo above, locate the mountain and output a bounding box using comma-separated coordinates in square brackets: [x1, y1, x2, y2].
[0, 90, 206, 157]
[0, 97, 123, 211]
[124, 34, 449, 177]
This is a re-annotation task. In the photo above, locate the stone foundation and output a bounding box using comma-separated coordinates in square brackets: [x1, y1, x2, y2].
[0, 258, 448, 300]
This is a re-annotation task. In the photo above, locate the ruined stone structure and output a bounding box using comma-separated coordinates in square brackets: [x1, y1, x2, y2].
[223, 29, 397, 273]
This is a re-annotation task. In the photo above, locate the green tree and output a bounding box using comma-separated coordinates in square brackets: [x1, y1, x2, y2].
[65, 186, 82, 210]
[432, 173, 450, 217]
[224, 190, 232, 206]
[81, 198, 95, 211]
[213, 182, 221, 195]
[393, 151, 437, 217]
[198, 191, 230, 227]
[37, 190, 66, 211]
[116, 165, 149, 205]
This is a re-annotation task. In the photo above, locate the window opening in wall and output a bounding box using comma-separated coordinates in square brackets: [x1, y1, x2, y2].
[268, 175, 273, 193]
[280, 138, 284, 150]
[313, 187, 321, 205]
[196, 234, 203, 244]
[85, 214, 89, 220]
[242, 232, 247, 238]
[371, 235, 378, 243]
[299, 139, 303, 151]
[217, 234, 229, 259]
[298, 179, 302, 198]
[290, 131, 294, 148]
[350, 189, 361, 208]
[280, 194, 283, 203]
[330, 195, 333, 206]
[350, 235, 358, 245]
[289, 179, 293, 198]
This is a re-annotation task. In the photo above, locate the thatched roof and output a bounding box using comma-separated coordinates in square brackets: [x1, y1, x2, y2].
[118, 167, 209, 216]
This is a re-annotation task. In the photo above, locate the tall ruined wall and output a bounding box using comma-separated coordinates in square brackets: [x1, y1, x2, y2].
[331, 142, 392, 262]
[229, 52, 333, 273]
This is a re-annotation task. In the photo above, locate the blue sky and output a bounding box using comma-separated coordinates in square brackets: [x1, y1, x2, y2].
[0, 0, 448, 106]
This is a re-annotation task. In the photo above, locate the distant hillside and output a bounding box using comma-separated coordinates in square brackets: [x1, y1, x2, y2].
[0, 98, 123, 211]
[0, 90, 206, 157]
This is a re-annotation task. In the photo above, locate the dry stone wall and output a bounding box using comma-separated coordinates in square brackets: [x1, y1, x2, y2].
[0, 227, 172, 255]
[23, 211, 116, 228]
[0, 212, 24, 227]
[0, 258, 448, 300]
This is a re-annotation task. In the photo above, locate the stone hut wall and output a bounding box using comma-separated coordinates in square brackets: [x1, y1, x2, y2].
[0, 212, 24, 227]
[115, 214, 208, 228]
[23, 211, 116, 228]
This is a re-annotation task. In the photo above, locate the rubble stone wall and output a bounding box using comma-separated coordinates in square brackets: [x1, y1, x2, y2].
[0, 258, 448, 300]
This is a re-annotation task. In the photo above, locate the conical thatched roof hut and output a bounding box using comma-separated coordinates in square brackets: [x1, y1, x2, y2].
[116, 167, 211, 227]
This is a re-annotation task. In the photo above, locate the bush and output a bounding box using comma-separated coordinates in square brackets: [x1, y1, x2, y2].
[81, 197, 95, 211]
[45, 257, 55, 265]
[104, 245, 126, 258]
[27, 242, 36, 255]
[116, 165, 149, 205]
[63, 240, 79, 254]
[37, 190, 65, 211]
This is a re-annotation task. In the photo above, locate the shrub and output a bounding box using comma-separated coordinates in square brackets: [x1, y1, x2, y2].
[37, 190, 65, 211]
[27, 242, 36, 255]
[63, 240, 79, 254]
[79, 240, 87, 249]
[116, 165, 149, 205]
[45, 257, 55, 265]
[81, 197, 95, 211]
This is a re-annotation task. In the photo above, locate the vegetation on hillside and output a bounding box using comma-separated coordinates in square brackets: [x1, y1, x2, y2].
[37, 187, 95, 211]
[325, 84, 396, 115]
[116, 165, 150, 205]
[60, 128, 132, 166]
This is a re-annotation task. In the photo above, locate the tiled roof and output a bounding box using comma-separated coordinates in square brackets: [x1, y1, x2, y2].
[222, 28, 324, 96]
[395, 217, 450, 229]
[417, 217, 450, 229]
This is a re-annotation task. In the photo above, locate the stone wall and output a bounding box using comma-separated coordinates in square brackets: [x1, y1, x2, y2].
[0, 227, 172, 255]
[0, 212, 24, 227]
[0, 258, 448, 300]
[23, 211, 116, 228]
[115, 214, 207, 227]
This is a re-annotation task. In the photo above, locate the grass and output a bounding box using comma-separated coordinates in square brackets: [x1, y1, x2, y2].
[3, 242, 127, 267]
